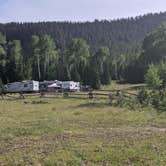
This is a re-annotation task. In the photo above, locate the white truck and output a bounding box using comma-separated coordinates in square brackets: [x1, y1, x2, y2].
[62, 81, 80, 91]
[4, 81, 39, 93]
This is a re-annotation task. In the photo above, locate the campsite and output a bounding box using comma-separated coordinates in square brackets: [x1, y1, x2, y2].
[0, 82, 166, 165]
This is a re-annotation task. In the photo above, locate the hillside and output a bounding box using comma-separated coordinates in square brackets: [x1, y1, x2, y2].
[0, 12, 166, 56]
[1, 12, 166, 84]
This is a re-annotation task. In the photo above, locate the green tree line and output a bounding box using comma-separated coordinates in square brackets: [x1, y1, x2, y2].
[0, 33, 111, 89]
[1, 12, 166, 87]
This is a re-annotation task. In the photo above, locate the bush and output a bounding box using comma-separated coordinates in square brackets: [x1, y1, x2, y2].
[138, 88, 166, 111]
[138, 88, 150, 105]
[158, 63, 166, 88]
[113, 92, 141, 111]
[148, 90, 161, 108]
[158, 97, 166, 111]
[145, 64, 162, 89]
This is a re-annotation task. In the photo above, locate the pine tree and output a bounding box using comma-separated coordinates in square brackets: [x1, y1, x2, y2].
[102, 61, 111, 85]
[6, 40, 23, 82]
[0, 32, 7, 83]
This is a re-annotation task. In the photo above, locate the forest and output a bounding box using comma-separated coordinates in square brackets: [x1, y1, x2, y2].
[1, 12, 166, 88]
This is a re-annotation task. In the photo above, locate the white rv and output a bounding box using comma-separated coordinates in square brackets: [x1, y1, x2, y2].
[4, 81, 39, 93]
[62, 81, 80, 91]
[39, 80, 62, 92]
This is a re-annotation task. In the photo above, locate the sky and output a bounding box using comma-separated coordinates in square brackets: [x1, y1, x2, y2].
[0, 0, 166, 23]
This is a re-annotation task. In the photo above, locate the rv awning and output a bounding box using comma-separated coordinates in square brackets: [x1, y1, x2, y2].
[48, 83, 61, 88]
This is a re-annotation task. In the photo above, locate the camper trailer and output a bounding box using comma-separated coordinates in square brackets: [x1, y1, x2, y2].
[39, 80, 62, 92]
[62, 81, 80, 91]
[4, 81, 39, 93]
[47, 83, 61, 92]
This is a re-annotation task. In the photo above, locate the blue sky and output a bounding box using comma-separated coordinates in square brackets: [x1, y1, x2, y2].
[0, 0, 166, 23]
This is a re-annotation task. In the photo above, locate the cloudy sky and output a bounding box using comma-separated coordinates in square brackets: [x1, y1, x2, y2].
[0, 0, 166, 23]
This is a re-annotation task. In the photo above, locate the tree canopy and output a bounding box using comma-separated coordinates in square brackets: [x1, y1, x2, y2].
[1, 12, 166, 86]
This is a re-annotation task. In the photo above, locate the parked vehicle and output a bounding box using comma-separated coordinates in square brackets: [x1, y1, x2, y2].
[47, 83, 61, 92]
[62, 81, 80, 91]
[4, 81, 39, 93]
[81, 85, 93, 91]
[39, 80, 62, 92]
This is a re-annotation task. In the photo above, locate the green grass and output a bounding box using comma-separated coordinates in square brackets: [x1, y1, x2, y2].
[101, 81, 146, 92]
[0, 84, 166, 165]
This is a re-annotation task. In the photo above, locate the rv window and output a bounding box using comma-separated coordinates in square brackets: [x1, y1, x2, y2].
[24, 84, 28, 88]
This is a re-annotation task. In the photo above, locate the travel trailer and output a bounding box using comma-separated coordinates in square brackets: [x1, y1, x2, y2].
[39, 80, 62, 92]
[47, 83, 61, 92]
[62, 81, 80, 91]
[4, 81, 39, 93]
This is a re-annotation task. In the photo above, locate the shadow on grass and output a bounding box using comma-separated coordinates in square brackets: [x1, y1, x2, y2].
[24, 100, 49, 105]
[124, 85, 145, 91]
[76, 102, 110, 109]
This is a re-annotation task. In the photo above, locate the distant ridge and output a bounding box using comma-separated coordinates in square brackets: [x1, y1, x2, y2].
[1, 12, 166, 55]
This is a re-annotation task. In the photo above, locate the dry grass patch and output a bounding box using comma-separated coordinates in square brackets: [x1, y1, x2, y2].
[0, 96, 165, 165]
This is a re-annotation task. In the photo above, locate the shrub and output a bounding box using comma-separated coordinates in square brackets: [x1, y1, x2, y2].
[138, 88, 150, 105]
[148, 90, 161, 108]
[145, 64, 162, 89]
[114, 92, 141, 111]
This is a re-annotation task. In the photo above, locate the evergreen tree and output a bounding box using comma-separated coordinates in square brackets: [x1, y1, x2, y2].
[6, 40, 23, 82]
[0, 32, 7, 83]
[102, 61, 111, 85]
[56, 52, 71, 81]
[94, 47, 111, 84]
[89, 62, 101, 89]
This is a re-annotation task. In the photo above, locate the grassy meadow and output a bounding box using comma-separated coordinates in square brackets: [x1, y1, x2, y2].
[0, 83, 166, 165]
